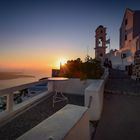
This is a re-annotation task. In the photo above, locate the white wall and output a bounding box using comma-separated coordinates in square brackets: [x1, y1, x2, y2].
[48, 75, 108, 122]
[106, 39, 137, 69]
[84, 80, 105, 121]
[64, 109, 90, 140]
[17, 104, 90, 140]
[48, 78, 94, 95]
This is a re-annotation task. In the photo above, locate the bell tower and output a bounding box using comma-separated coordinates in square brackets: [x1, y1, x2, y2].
[94, 25, 107, 60]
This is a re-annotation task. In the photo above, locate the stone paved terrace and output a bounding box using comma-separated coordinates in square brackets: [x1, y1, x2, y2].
[105, 69, 140, 95]
[94, 69, 140, 140]
[0, 93, 84, 140]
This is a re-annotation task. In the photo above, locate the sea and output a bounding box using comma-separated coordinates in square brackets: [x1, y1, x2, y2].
[0, 72, 49, 112]
[0, 71, 51, 90]
[0, 77, 37, 90]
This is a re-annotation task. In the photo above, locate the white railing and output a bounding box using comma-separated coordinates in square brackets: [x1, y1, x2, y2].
[0, 80, 48, 122]
[0, 80, 48, 96]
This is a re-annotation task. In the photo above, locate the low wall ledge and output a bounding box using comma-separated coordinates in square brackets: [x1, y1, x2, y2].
[17, 104, 88, 140]
[85, 80, 104, 92]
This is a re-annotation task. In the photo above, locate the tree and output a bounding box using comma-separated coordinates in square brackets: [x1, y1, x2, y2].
[60, 57, 104, 79]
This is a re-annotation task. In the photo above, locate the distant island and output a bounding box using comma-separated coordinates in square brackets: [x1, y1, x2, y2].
[0, 72, 35, 80]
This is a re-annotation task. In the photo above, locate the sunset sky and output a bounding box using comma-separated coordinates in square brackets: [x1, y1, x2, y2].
[1, 0, 140, 76]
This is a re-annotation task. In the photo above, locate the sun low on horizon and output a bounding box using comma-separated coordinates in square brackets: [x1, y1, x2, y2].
[55, 57, 68, 69]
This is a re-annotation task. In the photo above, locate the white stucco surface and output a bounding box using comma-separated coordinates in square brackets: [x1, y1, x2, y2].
[85, 80, 104, 121]
[17, 104, 89, 140]
[48, 78, 94, 95]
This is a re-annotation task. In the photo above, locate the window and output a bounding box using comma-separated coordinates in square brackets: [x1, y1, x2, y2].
[125, 34, 127, 40]
[100, 53, 103, 57]
[98, 38, 103, 47]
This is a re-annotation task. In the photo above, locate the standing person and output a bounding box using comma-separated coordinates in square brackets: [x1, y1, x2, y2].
[108, 60, 112, 77]
[108, 60, 112, 69]
[104, 58, 109, 68]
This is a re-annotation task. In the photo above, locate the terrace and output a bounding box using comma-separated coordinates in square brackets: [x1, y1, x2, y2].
[0, 69, 108, 140]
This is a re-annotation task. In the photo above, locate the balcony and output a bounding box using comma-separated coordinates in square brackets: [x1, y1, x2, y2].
[0, 69, 109, 140]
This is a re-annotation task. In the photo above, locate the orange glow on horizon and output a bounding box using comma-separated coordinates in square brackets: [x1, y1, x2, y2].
[1, 39, 87, 72]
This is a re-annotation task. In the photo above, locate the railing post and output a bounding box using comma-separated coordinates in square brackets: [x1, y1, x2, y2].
[6, 93, 13, 112]
[47, 81, 54, 92]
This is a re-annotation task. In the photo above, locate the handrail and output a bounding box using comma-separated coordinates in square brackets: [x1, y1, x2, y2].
[0, 80, 48, 96]
[0, 79, 48, 113]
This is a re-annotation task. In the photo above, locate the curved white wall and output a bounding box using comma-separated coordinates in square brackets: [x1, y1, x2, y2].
[85, 80, 105, 121]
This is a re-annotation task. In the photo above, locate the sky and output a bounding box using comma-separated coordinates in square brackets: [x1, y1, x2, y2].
[1, 0, 140, 76]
